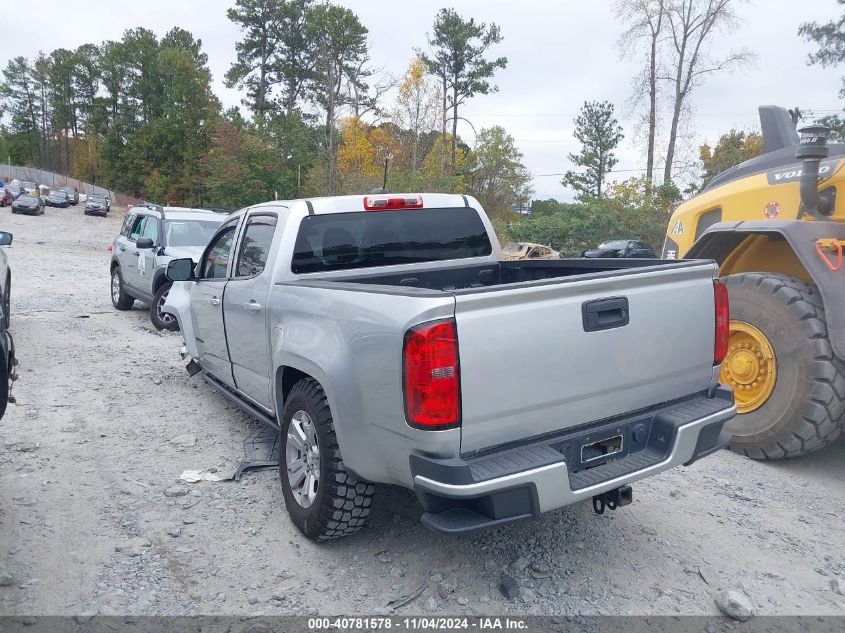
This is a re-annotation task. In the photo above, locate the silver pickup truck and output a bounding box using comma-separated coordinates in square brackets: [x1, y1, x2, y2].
[164, 193, 735, 541]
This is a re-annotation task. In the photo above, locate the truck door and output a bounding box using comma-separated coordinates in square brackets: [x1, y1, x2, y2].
[190, 217, 240, 385]
[223, 211, 279, 410]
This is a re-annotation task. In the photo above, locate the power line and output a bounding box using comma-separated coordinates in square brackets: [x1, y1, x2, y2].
[467, 107, 844, 118]
[527, 167, 651, 178]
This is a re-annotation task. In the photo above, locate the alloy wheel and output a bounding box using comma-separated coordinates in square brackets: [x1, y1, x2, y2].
[286, 410, 320, 508]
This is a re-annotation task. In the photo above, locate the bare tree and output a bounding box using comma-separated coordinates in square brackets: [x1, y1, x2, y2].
[660, 0, 752, 185]
[346, 61, 396, 120]
[616, 0, 666, 184]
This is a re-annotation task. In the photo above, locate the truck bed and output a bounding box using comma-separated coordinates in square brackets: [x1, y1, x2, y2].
[324, 258, 709, 294]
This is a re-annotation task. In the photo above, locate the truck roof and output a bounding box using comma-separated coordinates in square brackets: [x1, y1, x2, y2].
[251, 193, 473, 216]
[129, 204, 230, 222]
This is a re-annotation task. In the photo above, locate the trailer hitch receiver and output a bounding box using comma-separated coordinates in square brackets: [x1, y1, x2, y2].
[592, 485, 633, 514]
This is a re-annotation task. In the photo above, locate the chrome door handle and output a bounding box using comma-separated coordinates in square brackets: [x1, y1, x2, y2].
[244, 301, 262, 314]
[209, 296, 221, 306]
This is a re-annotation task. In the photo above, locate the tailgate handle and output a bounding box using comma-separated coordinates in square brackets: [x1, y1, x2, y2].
[582, 297, 629, 332]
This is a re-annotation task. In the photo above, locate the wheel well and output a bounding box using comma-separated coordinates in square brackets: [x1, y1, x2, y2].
[153, 272, 168, 292]
[110, 259, 119, 272]
[692, 232, 812, 283]
[276, 366, 314, 412]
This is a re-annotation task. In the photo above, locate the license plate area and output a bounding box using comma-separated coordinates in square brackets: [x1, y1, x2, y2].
[581, 434, 623, 465]
[551, 411, 676, 475]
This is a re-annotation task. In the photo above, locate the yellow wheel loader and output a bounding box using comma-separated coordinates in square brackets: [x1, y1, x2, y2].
[663, 106, 845, 459]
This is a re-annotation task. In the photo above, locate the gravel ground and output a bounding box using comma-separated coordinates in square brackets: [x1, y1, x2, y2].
[0, 204, 844, 618]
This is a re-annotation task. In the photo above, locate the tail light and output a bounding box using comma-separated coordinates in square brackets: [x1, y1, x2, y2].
[403, 319, 460, 429]
[714, 280, 729, 364]
[364, 194, 423, 210]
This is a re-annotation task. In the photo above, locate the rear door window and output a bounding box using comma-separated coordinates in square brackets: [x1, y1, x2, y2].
[235, 214, 277, 278]
[291, 207, 492, 274]
[120, 214, 135, 238]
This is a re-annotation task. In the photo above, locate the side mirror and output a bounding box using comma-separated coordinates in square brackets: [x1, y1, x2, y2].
[167, 258, 196, 282]
[136, 237, 155, 249]
[0, 232, 12, 246]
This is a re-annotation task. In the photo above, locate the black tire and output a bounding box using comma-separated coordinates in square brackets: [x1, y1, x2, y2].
[723, 273, 845, 459]
[110, 267, 134, 310]
[0, 348, 7, 421]
[3, 275, 10, 331]
[279, 378, 374, 541]
[150, 282, 179, 332]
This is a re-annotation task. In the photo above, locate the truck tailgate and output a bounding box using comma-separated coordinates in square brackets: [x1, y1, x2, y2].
[454, 262, 718, 454]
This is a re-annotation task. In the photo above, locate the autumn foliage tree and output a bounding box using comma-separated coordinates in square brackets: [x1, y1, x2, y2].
[466, 126, 532, 216]
[698, 129, 763, 188]
[392, 57, 441, 172]
[201, 121, 285, 208]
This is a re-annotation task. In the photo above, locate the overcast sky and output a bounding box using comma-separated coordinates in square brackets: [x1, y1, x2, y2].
[1, 0, 841, 199]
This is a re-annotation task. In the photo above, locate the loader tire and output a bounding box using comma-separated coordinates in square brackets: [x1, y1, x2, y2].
[279, 378, 374, 540]
[722, 273, 845, 459]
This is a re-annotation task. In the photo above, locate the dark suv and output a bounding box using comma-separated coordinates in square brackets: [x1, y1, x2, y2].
[59, 186, 79, 205]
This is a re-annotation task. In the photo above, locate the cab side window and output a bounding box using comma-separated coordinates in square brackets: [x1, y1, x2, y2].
[201, 220, 240, 280]
[129, 216, 147, 242]
[235, 215, 277, 278]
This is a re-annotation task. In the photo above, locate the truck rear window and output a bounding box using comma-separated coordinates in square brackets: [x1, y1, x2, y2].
[291, 207, 492, 274]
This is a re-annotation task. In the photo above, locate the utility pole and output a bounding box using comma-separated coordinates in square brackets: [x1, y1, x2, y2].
[297, 165, 301, 196]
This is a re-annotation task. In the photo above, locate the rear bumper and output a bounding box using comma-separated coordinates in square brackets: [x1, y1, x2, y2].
[411, 387, 735, 534]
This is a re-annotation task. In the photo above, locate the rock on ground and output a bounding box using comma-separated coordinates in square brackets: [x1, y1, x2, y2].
[714, 589, 754, 622]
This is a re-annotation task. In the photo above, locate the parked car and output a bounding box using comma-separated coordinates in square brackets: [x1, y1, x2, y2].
[0, 189, 13, 207]
[59, 186, 79, 205]
[582, 239, 657, 258]
[11, 195, 44, 215]
[0, 229, 16, 421]
[110, 205, 227, 330]
[45, 190, 70, 208]
[163, 193, 736, 541]
[84, 195, 110, 216]
[19, 181, 37, 195]
[5, 185, 23, 201]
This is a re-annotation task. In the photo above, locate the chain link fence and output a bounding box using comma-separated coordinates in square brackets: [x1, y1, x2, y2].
[0, 165, 142, 207]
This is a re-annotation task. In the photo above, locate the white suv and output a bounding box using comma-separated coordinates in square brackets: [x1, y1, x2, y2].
[110, 205, 228, 330]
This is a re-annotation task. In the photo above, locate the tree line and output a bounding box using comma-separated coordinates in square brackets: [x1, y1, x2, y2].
[0, 1, 530, 215]
[1, 0, 840, 254]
